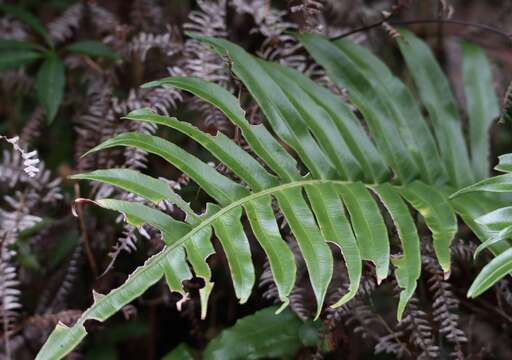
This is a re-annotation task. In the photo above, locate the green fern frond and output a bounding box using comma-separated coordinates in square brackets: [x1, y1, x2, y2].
[452, 155, 512, 297]
[37, 31, 506, 360]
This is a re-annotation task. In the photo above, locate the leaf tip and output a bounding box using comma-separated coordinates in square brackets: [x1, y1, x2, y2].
[141, 80, 160, 89]
[443, 270, 451, 281]
[72, 198, 99, 217]
[275, 300, 289, 315]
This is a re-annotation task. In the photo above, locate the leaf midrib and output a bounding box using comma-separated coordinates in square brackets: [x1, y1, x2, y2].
[79, 178, 358, 323]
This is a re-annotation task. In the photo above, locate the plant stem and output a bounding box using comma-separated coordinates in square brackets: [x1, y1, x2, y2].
[331, 18, 511, 43]
[74, 184, 98, 278]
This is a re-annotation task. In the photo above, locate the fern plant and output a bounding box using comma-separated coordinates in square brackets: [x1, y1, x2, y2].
[163, 306, 321, 360]
[451, 154, 512, 298]
[36, 29, 508, 359]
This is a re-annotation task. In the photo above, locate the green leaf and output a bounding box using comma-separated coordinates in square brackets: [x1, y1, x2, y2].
[474, 225, 512, 258]
[36, 53, 65, 123]
[397, 29, 474, 187]
[468, 248, 512, 298]
[38, 32, 495, 358]
[143, 76, 300, 182]
[495, 154, 512, 173]
[244, 195, 296, 308]
[475, 206, 512, 232]
[462, 41, 500, 180]
[0, 38, 44, 51]
[373, 183, 421, 320]
[66, 41, 120, 60]
[305, 182, 361, 308]
[195, 35, 338, 180]
[298, 32, 419, 184]
[0, 49, 42, 71]
[275, 187, 333, 319]
[86, 132, 249, 206]
[162, 344, 195, 360]
[94, 199, 198, 296]
[96, 199, 191, 244]
[49, 230, 80, 269]
[450, 192, 511, 254]
[336, 182, 390, 283]
[203, 306, 320, 360]
[271, 63, 390, 183]
[16, 240, 40, 269]
[70, 169, 184, 205]
[36, 323, 87, 360]
[399, 181, 457, 273]
[163, 246, 193, 296]
[332, 37, 446, 185]
[211, 205, 255, 304]
[259, 60, 363, 181]
[451, 173, 512, 197]
[0, 4, 53, 47]
[123, 109, 278, 191]
[184, 227, 215, 319]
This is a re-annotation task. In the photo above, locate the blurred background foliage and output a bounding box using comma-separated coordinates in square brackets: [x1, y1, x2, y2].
[1, 0, 512, 359]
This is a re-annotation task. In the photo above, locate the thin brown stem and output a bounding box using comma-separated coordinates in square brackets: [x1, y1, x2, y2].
[330, 18, 512, 43]
[74, 184, 98, 278]
[368, 295, 412, 357]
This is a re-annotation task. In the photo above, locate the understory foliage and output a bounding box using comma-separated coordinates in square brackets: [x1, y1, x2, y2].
[2, 1, 512, 359]
[37, 17, 510, 360]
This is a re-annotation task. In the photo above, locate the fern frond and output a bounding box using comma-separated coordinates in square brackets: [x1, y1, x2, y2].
[424, 257, 467, 354]
[37, 31, 503, 359]
[48, 3, 84, 44]
[452, 154, 512, 298]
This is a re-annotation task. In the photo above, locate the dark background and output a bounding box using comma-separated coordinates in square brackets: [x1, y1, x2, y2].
[1, 1, 512, 359]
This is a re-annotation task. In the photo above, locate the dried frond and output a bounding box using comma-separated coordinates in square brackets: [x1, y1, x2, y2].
[20, 107, 45, 147]
[438, 0, 455, 19]
[0, 136, 39, 178]
[242, 3, 304, 69]
[0, 153, 61, 205]
[382, 21, 401, 39]
[48, 3, 84, 44]
[130, 0, 164, 32]
[0, 69, 33, 93]
[111, 224, 139, 259]
[0, 18, 27, 40]
[27, 310, 82, 330]
[109, 86, 181, 171]
[180, 0, 229, 83]
[0, 182, 47, 344]
[88, 3, 120, 36]
[375, 329, 409, 358]
[288, 286, 313, 321]
[0, 142, 62, 339]
[500, 81, 512, 123]
[186, 0, 227, 37]
[48, 247, 83, 313]
[344, 300, 381, 341]
[400, 296, 440, 359]
[324, 269, 377, 330]
[74, 76, 114, 171]
[424, 257, 467, 357]
[169, 0, 232, 138]
[497, 278, 512, 308]
[0, 240, 21, 334]
[451, 239, 476, 265]
[124, 30, 181, 62]
[289, 0, 326, 32]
